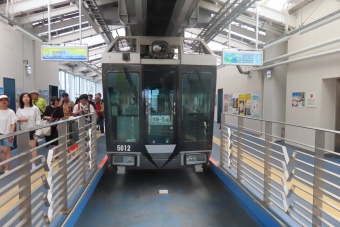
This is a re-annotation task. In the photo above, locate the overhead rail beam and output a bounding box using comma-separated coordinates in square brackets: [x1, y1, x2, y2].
[118, 0, 147, 36]
[166, 0, 199, 37]
[197, 0, 258, 44]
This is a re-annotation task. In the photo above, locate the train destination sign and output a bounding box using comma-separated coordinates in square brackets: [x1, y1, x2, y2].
[41, 45, 88, 61]
[222, 50, 263, 66]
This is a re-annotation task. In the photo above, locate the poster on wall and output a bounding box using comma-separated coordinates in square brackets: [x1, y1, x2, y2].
[43, 90, 49, 104]
[232, 93, 239, 114]
[306, 92, 317, 108]
[245, 93, 252, 116]
[292, 92, 305, 107]
[0, 87, 3, 95]
[16, 88, 23, 110]
[251, 92, 260, 118]
[223, 94, 229, 113]
[59, 90, 65, 99]
[238, 94, 245, 116]
[228, 94, 233, 114]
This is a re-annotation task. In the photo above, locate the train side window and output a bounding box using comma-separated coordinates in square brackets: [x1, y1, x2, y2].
[182, 72, 212, 142]
[107, 72, 139, 142]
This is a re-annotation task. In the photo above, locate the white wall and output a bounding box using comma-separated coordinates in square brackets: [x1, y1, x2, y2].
[0, 22, 59, 107]
[284, 0, 340, 150]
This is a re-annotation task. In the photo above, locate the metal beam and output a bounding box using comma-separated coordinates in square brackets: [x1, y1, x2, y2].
[51, 28, 97, 43]
[230, 24, 265, 42]
[16, 4, 78, 24]
[33, 17, 85, 34]
[186, 28, 254, 50]
[166, 0, 199, 36]
[246, 4, 296, 28]
[89, 46, 106, 56]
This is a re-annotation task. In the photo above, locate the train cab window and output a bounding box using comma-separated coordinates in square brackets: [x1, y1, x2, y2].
[182, 72, 212, 142]
[107, 72, 139, 142]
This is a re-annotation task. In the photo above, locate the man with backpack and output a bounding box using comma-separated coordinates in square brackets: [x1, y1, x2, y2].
[72, 94, 95, 122]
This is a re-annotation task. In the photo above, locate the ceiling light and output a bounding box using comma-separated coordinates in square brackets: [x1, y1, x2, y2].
[263, 35, 291, 50]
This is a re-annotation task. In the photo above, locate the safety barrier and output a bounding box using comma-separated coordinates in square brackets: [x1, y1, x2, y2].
[0, 114, 98, 227]
[220, 113, 340, 227]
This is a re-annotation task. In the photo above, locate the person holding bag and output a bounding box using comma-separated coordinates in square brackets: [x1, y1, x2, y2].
[16, 93, 41, 169]
[43, 96, 64, 157]
[0, 95, 16, 174]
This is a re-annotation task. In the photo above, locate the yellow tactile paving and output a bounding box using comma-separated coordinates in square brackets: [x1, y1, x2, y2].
[213, 136, 340, 219]
[0, 131, 102, 216]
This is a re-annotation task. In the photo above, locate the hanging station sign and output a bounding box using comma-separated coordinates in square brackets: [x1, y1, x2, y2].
[41, 45, 88, 61]
[222, 50, 263, 66]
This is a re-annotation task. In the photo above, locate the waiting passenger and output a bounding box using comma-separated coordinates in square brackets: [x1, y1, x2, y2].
[43, 96, 64, 158]
[31, 91, 47, 119]
[88, 94, 96, 109]
[16, 93, 41, 169]
[59, 92, 74, 120]
[73, 94, 95, 124]
[95, 96, 105, 134]
[0, 95, 17, 174]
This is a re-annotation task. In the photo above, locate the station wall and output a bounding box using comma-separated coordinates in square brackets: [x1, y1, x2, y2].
[217, 0, 340, 151]
[0, 22, 59, 104]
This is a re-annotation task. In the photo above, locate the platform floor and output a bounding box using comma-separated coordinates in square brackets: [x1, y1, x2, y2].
[75, 166, 258, 227]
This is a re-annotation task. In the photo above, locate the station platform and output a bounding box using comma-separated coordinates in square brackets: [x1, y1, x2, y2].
[1, 120, 339, 227]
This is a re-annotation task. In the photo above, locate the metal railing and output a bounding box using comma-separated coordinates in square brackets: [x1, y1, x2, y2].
[0, 114, 98, 227]
[220, 113, 340, 227]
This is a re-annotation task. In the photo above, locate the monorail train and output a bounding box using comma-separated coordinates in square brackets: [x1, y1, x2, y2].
[102, 36, 217, 174]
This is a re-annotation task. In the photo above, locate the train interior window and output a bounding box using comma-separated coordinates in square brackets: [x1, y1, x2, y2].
[182, 72, 212, 141]
[146, 71, 175, 144]
[110, 38, 138, 52]
[107, 72, 139, 142]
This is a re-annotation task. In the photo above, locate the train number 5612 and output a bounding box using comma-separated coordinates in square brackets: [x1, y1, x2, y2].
[117, 145, 131, 151]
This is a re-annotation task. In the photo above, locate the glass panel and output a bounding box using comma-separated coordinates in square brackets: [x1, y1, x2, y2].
[147, 75, 174, 144]
[182, 72, 212, 142]
[107, 72, 139, 142]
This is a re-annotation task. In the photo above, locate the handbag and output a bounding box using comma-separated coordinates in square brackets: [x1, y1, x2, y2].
[40, 120, 51, 136]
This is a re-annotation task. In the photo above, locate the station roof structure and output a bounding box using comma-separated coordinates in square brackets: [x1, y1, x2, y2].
[0, 0, 317, 80]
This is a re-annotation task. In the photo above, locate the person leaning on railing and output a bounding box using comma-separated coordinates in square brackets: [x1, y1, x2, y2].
[0, 95, 17, 174]
[16, 92, 41, 169]
[43, 96, 64, 159]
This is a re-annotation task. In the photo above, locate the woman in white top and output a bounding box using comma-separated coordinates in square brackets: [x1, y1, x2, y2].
[16, 93, 41, 169]
[0, 95, 17, 173]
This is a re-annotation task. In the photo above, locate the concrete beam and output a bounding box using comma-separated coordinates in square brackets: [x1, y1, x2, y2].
[16, 4, 78, 24]
[33, 17, 85, 34]
[51, 28, 97, 43]
[246, 4, 296, 28]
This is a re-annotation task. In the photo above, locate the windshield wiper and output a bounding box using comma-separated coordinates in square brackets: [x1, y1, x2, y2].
[124, 68, 139, 101]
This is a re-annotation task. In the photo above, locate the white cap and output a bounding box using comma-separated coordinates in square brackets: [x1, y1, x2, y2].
[0, 95, 10, 100]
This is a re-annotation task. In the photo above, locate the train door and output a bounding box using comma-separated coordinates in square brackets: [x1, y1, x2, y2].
[143, 66, 177, 148]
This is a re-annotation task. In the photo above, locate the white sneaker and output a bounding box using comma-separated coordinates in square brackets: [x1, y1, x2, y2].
[31, 163, 37, 169]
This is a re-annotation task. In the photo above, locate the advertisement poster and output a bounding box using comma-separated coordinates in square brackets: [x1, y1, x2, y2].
[245, 93, 252, 116]
[0, 87, 3, 95]
[16, 88, 23, 110]
[223, 94, 229, 113]
[228, 94, 233, 114]
[292, 92, 305, 107]
[306, 92, 317, 108]
[59, 90, 65, 99]
[238, 93, 245, 116]
[232, 93, 239, 114]
[38, 89, 50, 104]
[251, 92, 260, 118]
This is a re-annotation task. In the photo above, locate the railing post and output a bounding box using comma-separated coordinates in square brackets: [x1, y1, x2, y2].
[220, 113, 225, 167]
[263, 121, 273, 205]
[78, 116, 87, 185]
[17, 132, 32, 227]
[89, 113, 98, 172]
[58, 121, 69, 213]
[236, 116, 244, 181]
[312, 130, 325, 226]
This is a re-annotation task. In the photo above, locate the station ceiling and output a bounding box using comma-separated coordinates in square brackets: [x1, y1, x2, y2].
[0, 0, 314, 80]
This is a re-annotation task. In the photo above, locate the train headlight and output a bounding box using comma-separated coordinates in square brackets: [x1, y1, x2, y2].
[112, 155, 136, 166]
[185, 154, 207, 165]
